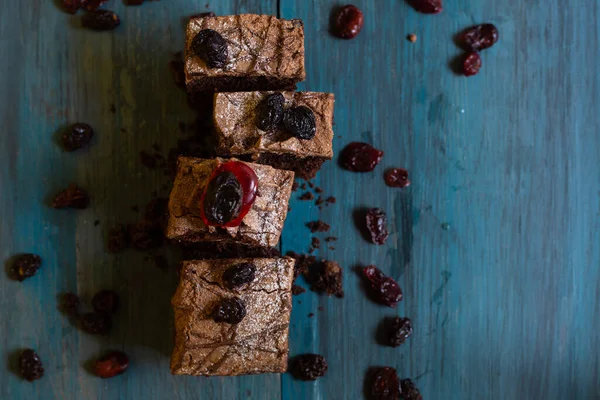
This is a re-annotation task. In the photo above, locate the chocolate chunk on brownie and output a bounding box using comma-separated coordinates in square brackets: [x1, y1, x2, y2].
[166, 157, 294, 249]
[214, 91, 334, 179]
[171, 257, 294, 376]
[185, 14, 306, 93]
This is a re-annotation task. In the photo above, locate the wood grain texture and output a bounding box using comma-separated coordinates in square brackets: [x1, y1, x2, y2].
[1, 0, 599, 399]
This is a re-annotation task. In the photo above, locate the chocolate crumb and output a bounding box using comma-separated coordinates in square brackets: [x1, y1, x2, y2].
[311, 237, 321, 249]
[306, 220, 330, 233]
[292, 285, 306, 295]
[300, 183, 307, 190]
[308, 181, 315, 189]
[308, 313, 314, 318]
[329, 246, 335, 250]
[292, 182, 299, 192]
[326, 196, 337, 204]
[325, 236, 338, 242]
[408, 33, 417, 43]
[315, 197, 324, 207]
[315, 187, 323, 193]
[299, 192, 314, 201]
[304, 260, 344, 298]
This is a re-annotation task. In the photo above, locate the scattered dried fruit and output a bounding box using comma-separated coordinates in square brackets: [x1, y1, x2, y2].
[93, 351, 129, 378]
[84, 0, 109, 11]
[92, 290, 120, 314]
[223, 263, 256, 289]
[333, 5, 364, 39]
[407, 0, 442, 14]
[51, 184, 90, 209]
[463, 52, 482, 77]
[81, 312, 112, 334]
[385, 168, 410, 188]
[461, 24, 499, 51]
[11, 254, 42, 282]
[62, 292, 80, 316]
[340, 142, 384, 172]
[400, 379, 423, 400]
[283, 106, 317, 140]
[366, 208, 389, 245]
[362, 266, 402, 307]
[192, 29, 228, 68]
[290, 354, 328, 381]
[62, 0, 86, 14]
[256, 93, 285, 131]
[62, 123, 94, 152]
[370, 367, 400, 399]
[213, 297, 246, 324]
[82, 10, 121, 31]
[19, 349, 44, 382]
[386, 317, 412, 347]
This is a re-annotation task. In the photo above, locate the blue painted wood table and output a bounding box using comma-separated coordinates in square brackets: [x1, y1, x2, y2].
[1, 1, 599, 399]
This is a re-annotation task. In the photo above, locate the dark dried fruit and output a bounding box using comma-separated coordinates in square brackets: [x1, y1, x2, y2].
[128, 221, 164, 250]
[203, 172, 243, 225]
[84, 0, 109, 11]
[290, 354, 328, 381]
[52, 184, 90, 209]
[94, 351, 129, 378]
[304, 260, 344, 298]
[223, 263, 256, 289]
[201, 161, 258, 227]
[62, 0, 86, 14]
[366, 208, 389, 245]
[82, 10, 121, 31]
[463, 52, 482, 77]
[370, 367, 400, 400]
[11, 254, 42, 282]
[92, 290, 120, 314]
[127, 0, 144, 5]
[340, 142, 384, 172]
[461, 24, 499, 52]
[107, 224, 128, 253]
[385, 168, 410, 188]
[81, 312, 112, 334]
[362, 266, 402, 307]
[386, 317, 412, 347]
[283, 106, 317, 140]
[333, 5, 364, 39]
[192, 29, 228, 68]
[400, 379, 422, 400]
[256, 93, 285, 131]
[407, 0, 443, 14]
[213, 297, 246, 324]
[19, 349, 44, 382]
[62, 123, 94, 152]
[62, 292, 80, 316]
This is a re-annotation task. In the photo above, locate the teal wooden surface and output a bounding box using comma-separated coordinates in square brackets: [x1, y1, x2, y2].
[1, 1, 599, 399]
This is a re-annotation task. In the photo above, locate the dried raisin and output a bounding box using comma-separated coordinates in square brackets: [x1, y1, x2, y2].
[385, 168, 410, 188]
[213, 297, 246, 324]
[223, 263, 256, 289]
[19, 349, 44, 382]
[62, 123, 93, 152]
[463, 52, 482, 77]
[81, 312, 112, 334]
[290, 354, 328, 381]
[461, 24, 499, 52]
[282, 106, 317, 140]
[256, 93, 285, 131]
[94, 351, 129, 378]
[51, 184, 90, 209]
[192, 29, 228, 68]
[333, 5, 364, 39]
[370, 367, 400, 399]
[407, 0, 442, 14]
[366, 208, 389, 245]
[386, 317, 412, 347]
[82, 10, 121, 31]
[11, 254, 42, 282]
[362, 266, 402, 307]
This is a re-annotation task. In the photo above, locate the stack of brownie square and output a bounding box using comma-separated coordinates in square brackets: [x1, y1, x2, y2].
[167, 14, 335, 376]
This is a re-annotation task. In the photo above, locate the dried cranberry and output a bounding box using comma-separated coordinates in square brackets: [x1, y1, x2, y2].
[362, 266, 402, 307]
[92, 290, 120, 314]
[370, 367, 400, 400]
[62, 0, 86, 14]
[223, 263, 256, 289]
[400, 379, 422, 400]
[256, 93, 285, 131]
[340, 142, 384, 172]
[82, 10, 121, 31]
[84, 0, 109, 11]
[62, 292, 80, 316]
[463, 52, 482, 77]
[19, 349, 44, 382]
[385, 168, 410, 188]
[107, 224, 128, 253]
[11, 254, 42, 282]
[461, 24, 499, 52]
[200, 161, 258, 228]
[407, 0, 442, 14]
[333, 5, 364, 39]
[52, 184, 90, 209]
[366, 208, 389, 245]
[93, 351, 129, 378]
[192, 29, 228, 68]
[290, 354, 328, 381]
[282, 106, 317, 140]
[213, 297, 246, 324]
[81, 312, 112, 334]
[62, 123, 94, 152]
[386, 317, 412, 347]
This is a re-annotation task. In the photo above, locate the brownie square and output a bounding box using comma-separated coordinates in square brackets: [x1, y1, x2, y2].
[185, 14, 306, 93]
[214, 91, 335, 179]
[171, 257, 295, 376]
[166, 157, 294, 249]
